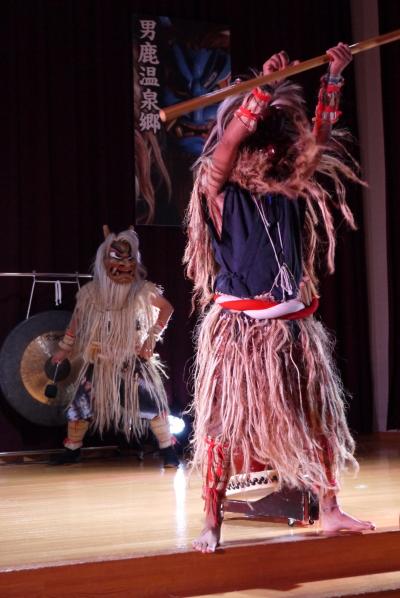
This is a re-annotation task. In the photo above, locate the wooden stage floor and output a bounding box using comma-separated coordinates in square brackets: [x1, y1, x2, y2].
[0, 437, 399, 597]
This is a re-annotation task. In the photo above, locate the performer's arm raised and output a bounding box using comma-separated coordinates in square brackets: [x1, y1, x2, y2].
[206, 52, 292, 234]
[313, 42, 352, 145]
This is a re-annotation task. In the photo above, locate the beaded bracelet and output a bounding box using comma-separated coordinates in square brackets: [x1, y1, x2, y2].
[314, 74, 344, 128]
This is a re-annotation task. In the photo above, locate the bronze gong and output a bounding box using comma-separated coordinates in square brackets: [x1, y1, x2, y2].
[0, 310, 81, 426]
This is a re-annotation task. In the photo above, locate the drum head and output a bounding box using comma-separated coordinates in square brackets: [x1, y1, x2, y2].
[0, 310, 82, 426]
[226, 469, 279, 502]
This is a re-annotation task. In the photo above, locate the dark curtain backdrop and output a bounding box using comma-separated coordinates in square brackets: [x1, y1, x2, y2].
[379, 1, 400, 429]
[0, 0, 375, 451]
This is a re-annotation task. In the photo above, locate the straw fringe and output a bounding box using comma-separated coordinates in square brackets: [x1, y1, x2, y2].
[72, 280, 168, 440]
[189, 305, 358, 492]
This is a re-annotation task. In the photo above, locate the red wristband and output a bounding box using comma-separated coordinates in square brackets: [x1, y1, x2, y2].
[235, 106, 258, 120]
[252, 87, 272, 102]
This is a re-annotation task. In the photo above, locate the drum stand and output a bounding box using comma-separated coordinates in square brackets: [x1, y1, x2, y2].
[222, 487, 319, 527]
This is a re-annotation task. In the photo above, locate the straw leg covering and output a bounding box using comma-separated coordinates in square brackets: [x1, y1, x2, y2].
[190, 304, 358, 492]
[70, 356, 168, 442]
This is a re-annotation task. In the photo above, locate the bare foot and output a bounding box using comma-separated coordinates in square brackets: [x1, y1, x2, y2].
[192, 523, 221, 553]
[320, 498, 375, 532]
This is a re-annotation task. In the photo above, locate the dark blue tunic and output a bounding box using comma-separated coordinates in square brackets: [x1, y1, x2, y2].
[206, 183, 303, 301]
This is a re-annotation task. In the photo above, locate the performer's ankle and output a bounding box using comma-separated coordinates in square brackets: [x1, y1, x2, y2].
[64, 438, 83, 450]
[320, 490, 339, 512]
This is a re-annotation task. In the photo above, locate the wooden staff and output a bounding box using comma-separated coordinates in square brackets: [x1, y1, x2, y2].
[159, 28, 400, 123]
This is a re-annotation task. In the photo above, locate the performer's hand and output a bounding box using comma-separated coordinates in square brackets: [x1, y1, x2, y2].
[138, 338, 154, 360]
[51, 350, 68, 364]
[326, 42, 352, 77]
[262, 51, 299, 85]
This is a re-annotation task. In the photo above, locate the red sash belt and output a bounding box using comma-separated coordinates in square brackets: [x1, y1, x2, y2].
[214, 295, 319, 320]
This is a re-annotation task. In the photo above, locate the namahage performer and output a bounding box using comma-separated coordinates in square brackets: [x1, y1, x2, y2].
[52, 226, 179, 468]
[184, 43, 375, 552]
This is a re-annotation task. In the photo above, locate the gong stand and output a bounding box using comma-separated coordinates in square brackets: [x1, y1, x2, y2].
[0, 272, 94, 430]
[0, 272, 92, 319]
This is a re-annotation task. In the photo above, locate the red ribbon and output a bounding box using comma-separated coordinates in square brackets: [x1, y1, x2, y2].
[204, 436, 227, 526]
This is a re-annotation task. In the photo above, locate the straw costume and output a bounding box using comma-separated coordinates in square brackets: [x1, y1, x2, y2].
[184, 45, 374, 551]
[52, 226, 178, 467]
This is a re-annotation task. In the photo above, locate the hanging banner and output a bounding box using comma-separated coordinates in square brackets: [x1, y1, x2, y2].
[133, 16, 231, 225]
